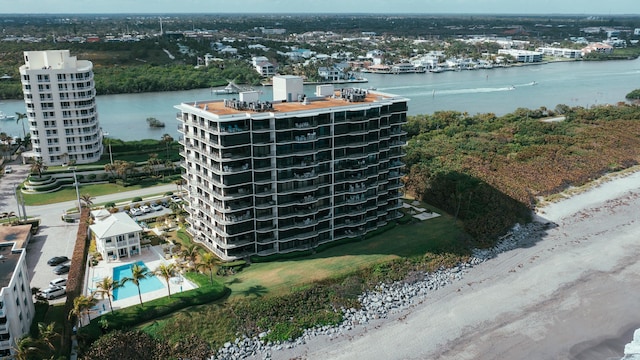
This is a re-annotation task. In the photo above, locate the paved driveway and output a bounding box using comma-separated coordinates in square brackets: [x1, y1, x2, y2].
[0, 160, 178, 304]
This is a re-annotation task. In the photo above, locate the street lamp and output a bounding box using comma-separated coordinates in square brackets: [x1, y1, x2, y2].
[70, 166, 82, 212]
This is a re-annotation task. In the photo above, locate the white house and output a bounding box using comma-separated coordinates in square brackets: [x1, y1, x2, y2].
[90, 211, 143, 262]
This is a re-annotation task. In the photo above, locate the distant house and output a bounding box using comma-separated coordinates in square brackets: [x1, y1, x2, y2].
[219, 47, 238, 55]
[248, 44, 269, 51]
[90, 211, 143, 262]
[252, 56, 277, 77]
[366, 49, 384, 59]
[582, 42, 614, 55]
[255, 61, 276, 77]
[318, 66, 343, 81]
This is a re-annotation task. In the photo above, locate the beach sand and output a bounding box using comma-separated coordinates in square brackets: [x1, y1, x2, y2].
[265, 171, 640, 360]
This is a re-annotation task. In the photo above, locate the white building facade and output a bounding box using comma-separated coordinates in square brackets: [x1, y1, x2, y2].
[0, 235, 35, 358]
[176, 76, 407, 260]
[90, 211, 143, 262]
[19, 50, 103, 166]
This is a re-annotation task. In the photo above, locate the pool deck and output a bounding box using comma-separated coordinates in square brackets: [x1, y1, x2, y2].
[82, 244, 198, 321]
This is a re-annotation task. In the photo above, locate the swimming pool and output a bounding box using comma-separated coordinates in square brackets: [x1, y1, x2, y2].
[112, 261, 164, 301]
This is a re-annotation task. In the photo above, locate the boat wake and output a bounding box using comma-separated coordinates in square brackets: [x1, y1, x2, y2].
[379, 81, 538, 97]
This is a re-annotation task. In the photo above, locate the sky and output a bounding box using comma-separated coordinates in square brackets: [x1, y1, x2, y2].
[1, 0, 638, 16]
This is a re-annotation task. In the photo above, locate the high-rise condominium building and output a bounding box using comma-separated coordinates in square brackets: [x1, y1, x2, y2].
[19, 50, 103, 166]
[176, 76, 407, 261]
[0, 226, 36, 358]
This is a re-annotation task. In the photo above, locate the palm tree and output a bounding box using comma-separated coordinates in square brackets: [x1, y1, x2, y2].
[94, 276, 119, 312]
[197, 252, 220, 286]
[12, 335, 40, 360]
[104, 162, 116, 177]
[30, 158, 47, 178]
[147, 153, 160, 176]
[15, 112, 27, 141]
[181, 243, 200, 268]
[36, 322, 59, 352]
[160, 133, 174, 160]
[174, 178, 185, 192]
[80, 193, 94, 208]
[121, 263, 152, 306]
[69, 294, 97, 327]
[154, 263, 176, 298]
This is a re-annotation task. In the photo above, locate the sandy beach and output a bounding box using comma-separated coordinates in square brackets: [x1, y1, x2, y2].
[266, 171, 640, 360]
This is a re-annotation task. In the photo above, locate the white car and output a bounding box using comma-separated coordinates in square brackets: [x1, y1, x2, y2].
[4, 166, 12, 174]
[140, 205, 152, 213]
[151, 203, 164, 211]
[40, 286, 66, 300]
[49, 277, 67, 287]
[129, 208, 143, 216]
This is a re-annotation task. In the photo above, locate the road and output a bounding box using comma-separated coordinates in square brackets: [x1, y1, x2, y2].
[0, 160, 179, 301]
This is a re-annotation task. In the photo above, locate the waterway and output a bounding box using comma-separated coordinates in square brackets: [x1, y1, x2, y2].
[0, 58, 639, 141]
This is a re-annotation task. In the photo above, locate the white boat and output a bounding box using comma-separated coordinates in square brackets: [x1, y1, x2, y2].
[0, 111, 15, 120]
[212, 81, 252, 95]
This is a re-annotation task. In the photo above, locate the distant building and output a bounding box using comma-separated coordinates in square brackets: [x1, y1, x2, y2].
[175, 76, 408, 260]
[252, 56, 277, 77]
[0, 225, 35, 359]
[497, 49, 543, 62]
[19, 50, 103, 166]
[261, 28, 286, 35]
[537, 47, 582, 59]
[582, 42, 614, 55]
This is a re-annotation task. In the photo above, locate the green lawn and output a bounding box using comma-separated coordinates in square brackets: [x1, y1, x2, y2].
[226, 205, 469, 298]
[22, 178, 180, 206]
[22, 183, 145, 206]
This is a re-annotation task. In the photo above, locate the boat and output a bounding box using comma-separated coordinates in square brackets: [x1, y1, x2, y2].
[0, 111, 15, 120]
[212, 81, 252, 95]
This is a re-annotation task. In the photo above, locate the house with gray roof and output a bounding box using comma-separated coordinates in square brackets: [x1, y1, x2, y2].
[90, 212, 143, 262]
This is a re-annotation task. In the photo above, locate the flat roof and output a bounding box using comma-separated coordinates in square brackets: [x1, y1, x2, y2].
[182, 89, 404, 118]
[0, 225, 32, 289]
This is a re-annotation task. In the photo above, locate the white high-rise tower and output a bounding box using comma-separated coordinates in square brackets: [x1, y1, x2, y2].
[19, 50, 103, 166]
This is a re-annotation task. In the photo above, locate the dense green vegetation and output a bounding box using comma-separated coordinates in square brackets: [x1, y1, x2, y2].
[403, 104, 640, 242]
[626, 89, 640, 100]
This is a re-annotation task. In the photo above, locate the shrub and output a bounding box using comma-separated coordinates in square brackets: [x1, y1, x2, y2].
[132, 196, 143, 203]
[105, 202, 116, 208]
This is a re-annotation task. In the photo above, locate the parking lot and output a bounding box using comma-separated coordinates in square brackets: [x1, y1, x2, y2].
[0, 161, 177, 304]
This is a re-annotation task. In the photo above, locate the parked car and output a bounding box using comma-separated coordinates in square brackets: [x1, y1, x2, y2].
[40, 286, 66, 300]
[140, 205, 152, 213]
[129, 208, 143, 216]
[161, 200, 170, 208]
[53, 264, 70, 275]
[171, 195, 182, 203]
[4, 166, 13, 174]
[49, 277, 67, 287]
[151, 203, 164, 211]
[47, 256, 69, 266]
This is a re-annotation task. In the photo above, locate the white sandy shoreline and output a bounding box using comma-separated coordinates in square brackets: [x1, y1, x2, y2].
[262, 170, 640, 360]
